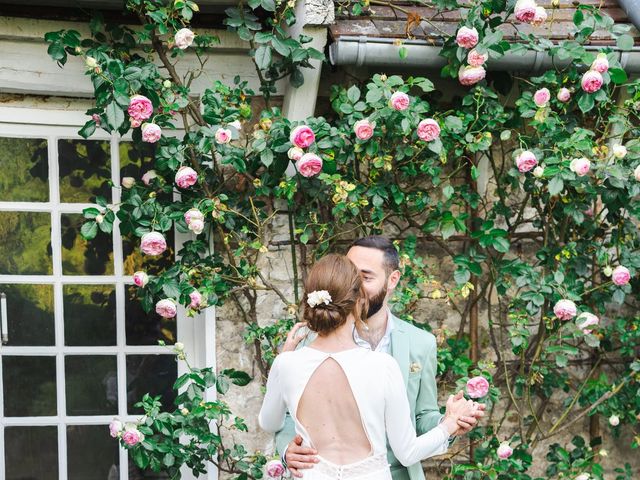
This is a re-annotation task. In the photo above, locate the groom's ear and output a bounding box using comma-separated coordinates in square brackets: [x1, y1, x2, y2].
[387, 269, 401, 290]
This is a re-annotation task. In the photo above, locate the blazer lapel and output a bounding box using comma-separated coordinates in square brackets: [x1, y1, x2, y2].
[390, 313, 410, 388]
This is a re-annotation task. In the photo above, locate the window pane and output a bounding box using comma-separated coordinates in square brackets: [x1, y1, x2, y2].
[127, 354, 177, 414]
[0, 211, 52, 275]
[120, 141, 156, 180]
[64, 284, 116, 346]
[67, 424, 119, 480]
[126, 285, 175, 346]
[5, 426, 58, 480]
[0, 136, 49, 202]
[123, 228, 175, 276]
[58, 138, 111, 203]
[0, 284, 54, 346]
[129, 457, 170, 479]
[2, 356, 57, 416]
[61, 213, 114, 275]
[65, 355, 117, 416]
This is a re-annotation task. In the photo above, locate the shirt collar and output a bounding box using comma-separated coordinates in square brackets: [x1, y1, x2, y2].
[353, 307, 395, 349]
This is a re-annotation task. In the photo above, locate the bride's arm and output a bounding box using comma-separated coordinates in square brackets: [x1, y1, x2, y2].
[259, 355, 288, 433]
[384, 358, 459, 466]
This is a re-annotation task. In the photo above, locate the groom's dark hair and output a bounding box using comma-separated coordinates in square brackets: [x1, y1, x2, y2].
[350, 236, 399, 274]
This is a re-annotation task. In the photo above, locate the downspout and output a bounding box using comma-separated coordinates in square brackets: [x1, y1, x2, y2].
[617, 0, 640, 34]
[329, 36, 640, 73]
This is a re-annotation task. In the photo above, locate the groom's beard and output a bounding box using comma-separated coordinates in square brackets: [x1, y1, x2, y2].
[366, 284, 387, 319]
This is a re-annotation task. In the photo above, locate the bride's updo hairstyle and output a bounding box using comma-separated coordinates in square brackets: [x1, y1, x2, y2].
[302, 254, 369, 335]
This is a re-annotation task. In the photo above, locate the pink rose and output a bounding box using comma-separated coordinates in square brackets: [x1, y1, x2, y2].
[128, 95, 153, 122]
[265, 460, 286, 479]
[92, 113, 102, 125]
[290, 125, 316, 149]
[354, 119, 375, 140]
[557, 88, 571, 103]
[417, 118, 441, 142]
[532, 6, 547, 26]
[515, 0, 537, 23]
[296, 153, 323, 178]
[184, 208, 204, 226]
[591, 53, 609, 74]
[389, 91, 410, 111]
[130, 118, 142, 128]
[458, 65, 486, 86]
[612, 265, 630, 286]
[467, 49, 488, 67]
[122, 427, 144, 446]
[121, 177, 135, 189]
[516, 150, 538, 173]
[455, 26, 479, 49]
[175, 166, 198, 189]
[533, 88, 551, 107]
[141, 232, 167, 255]
[189, 218, 204, 235]
[189, 290, 202, 309]
[215, 127, 232, 144]
[497, 442, 513, 459]
[553, 299, 577, 320]
[287, 147, 304, 161]
[133, 271, 149, 288]
[570, 157, 591, 176]
[581, 70, 603, 93]
[155, 298, 177, 318]
[141, 123, 162, 143]
[466, 376, 490, 398]
[109, 419, 122, 438]
[174, 28, 195, 50]
[577, 312, 599, 334]
[141, 170, 157, 185]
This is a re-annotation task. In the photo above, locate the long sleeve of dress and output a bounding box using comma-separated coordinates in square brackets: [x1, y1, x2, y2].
[259, 355, 288, 433]
[384, 358, 450, 466]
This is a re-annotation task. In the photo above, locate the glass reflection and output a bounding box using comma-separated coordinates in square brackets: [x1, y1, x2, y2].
[5, 426, 59, 480]
[127, 354, 177, 414]
[65, 355, 117, 416]
[67, 424, 119, 480]
[2, 356, 57, 417]
[0, 283, 54, 346]
[0, 136, 49, 202]
[0, 211, 52, 275]
[58, 139, 111, 203]
[64, 284, 116, 346]
[61, 213, 114, 275]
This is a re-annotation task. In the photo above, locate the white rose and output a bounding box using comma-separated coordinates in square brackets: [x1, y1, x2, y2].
[121, 177, 135, 189]
[634, 164, 640, 182]
[609, 414, 620, 426]
[85, 56, 98, 68]
[96, 214, 104, 224]
[533, 166, 545, 178]
[174, 28, 195, 50]
[613, 144, 627, 159]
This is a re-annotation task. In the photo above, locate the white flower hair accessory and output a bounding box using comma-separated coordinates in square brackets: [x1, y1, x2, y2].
[307, 290, 332, 308]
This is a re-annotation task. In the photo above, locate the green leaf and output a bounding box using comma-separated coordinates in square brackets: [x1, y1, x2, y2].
[78, 120, 97, 139]
[577, 94, 595, 113]
[609, 68, 628, 85]
[105, 101, 124, 130]
[548, 176, 564, 196]
[616, 34, 634, 51]
[163, 453, 175, 467]
[254, 45, 272, 70]
[80, 221, 98, 240]
[261, 0, 276, 11]
[260, 148, 274, 167]
[47, 42, 67, 63]
[398, 46, 408, 59]
[492, 237, 510, 253]
[289, 68, 304, 88]
[347, 85, 360, 103]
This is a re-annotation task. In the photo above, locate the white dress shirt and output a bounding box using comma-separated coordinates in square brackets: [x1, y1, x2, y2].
[353, 311, 394, 353]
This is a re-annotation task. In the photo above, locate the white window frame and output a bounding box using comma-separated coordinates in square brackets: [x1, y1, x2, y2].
[0, 106, 217, 480]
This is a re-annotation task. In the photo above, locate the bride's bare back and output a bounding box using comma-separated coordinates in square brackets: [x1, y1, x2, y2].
[297, 356, 372, 464]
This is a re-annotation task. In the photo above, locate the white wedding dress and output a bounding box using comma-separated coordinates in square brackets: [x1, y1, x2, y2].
[259, 346, 450, 480]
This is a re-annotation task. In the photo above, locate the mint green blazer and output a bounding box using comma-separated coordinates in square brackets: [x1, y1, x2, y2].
[274, 312, 444, 480]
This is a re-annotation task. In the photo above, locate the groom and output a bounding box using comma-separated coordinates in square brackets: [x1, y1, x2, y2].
[275, 236, 485, 480]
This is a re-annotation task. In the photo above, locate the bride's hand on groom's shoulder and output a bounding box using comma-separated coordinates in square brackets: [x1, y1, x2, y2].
[281, 322, 308, 353]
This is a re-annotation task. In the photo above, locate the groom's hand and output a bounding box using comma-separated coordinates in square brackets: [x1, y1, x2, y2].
[454, 402, 486, 436]
[285, 434, 318, 478]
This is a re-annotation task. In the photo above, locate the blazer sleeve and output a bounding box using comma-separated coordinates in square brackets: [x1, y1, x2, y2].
[384, 358, 450, 466]
[258, 355, 288, 433]
[414, 333, 445, 435]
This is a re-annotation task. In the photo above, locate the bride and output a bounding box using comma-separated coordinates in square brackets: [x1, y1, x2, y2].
[259, 254, 478, 480]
